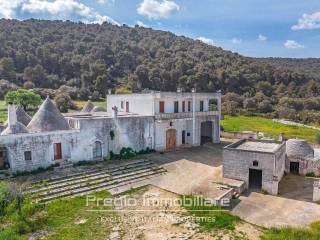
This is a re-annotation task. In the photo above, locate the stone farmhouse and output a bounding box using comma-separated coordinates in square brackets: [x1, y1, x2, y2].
[223, 138, 320, 195]
[0, 91, 221, 173]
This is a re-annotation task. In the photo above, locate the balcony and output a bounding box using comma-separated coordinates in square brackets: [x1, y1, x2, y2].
[155, 111, 219, 120]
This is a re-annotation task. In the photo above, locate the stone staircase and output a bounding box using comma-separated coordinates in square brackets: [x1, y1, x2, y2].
[26, 159, 167, 203]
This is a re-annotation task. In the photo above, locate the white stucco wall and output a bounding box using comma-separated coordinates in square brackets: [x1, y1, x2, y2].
[0, 130, 80, 172]
[107, 94, 155, 115]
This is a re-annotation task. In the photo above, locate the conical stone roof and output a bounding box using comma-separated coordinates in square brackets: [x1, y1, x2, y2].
[91, 106, 106, 112]
[27, 97, 70, 133]
[4, 106, 32, 127]
[1, 122, 29, 135]
[81, 100, 94, 112]
[15, 106, 32, 126]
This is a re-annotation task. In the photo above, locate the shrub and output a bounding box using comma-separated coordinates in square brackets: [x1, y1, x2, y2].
[306, 172, 316, 177]
[120, 147, 137, 159]
[54, 92, 77, 113]
[73, 160, 98, 167]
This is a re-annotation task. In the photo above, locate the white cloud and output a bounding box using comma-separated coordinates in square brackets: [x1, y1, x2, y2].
[292, 12, 320, 30]
[197, 37, 215, 46]
[231, 38, 242, 44]
[0, 0, 118, 25]
[0, 0, 23, 18]
[257, 34, 267, 41]
[97, 0, 106, 4]
[284, 40, 304, 49]
[136, 20, 148, 27]
[137, 0, 180, 20]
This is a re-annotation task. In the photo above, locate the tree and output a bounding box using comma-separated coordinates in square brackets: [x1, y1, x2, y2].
[54, 93, 76, 113]
[5, 89, 42, 111]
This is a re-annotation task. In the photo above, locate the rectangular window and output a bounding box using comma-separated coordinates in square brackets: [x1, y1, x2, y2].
[54, 143, 62, 160]
[125, 101, 129, 113]
[121, 101, 124, 109]
[209, 99, 218, 111]
[159, 101, 165, 113]
[24, 151, 32, 161]
[182, 101, 185, 112]
[174, 101, 179, 113]
[188, 101, 191, 112]
[200, 101, 204, 112]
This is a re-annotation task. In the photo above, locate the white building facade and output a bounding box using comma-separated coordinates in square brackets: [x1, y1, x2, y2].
[107, 91, 221, 151]
[0, 91, 221, 173]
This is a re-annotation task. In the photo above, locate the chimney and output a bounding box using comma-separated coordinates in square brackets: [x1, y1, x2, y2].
[111, 106, 118, 118]
[279, 133, 284, 142]
[8, 104, 17, 127]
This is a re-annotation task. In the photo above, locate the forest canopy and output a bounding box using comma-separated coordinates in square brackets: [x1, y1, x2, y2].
[0, 19, 320, 123]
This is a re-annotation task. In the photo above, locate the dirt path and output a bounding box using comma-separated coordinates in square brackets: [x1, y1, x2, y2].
[113, 185, 263, 240]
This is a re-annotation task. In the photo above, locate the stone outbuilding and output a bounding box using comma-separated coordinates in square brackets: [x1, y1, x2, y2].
[286, 139, 320, 176]
[223, 139, 286, 195]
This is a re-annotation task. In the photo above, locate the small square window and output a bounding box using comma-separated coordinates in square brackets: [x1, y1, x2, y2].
[253, 160, 259, 167]
[187, 132, 190, 136]
[24, 151, 32, 161]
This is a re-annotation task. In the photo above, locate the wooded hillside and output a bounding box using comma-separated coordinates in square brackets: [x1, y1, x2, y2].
[1, 19, 320, 123]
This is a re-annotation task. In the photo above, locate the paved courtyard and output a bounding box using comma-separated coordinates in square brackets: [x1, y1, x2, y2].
[111, 143, 235, 200]
[232, 192, 320, 228]
[278, 174, 314, 202]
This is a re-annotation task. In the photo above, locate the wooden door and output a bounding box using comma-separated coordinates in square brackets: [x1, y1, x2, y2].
[0, 151, 4, 169]
[166, 129, 177, 150]
[54, 143, 62, 160]
[182, 130, 186, 144]
[159, 101, 165, 113]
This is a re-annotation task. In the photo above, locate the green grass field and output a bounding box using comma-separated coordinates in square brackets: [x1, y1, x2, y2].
[0, 183, 114, 240]
[221, 115, 320, 143]
[261, 222, 320, 240]
[74, 100, 106, 109]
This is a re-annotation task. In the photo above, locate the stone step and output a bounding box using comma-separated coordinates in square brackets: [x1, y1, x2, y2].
[27, 162, 157, 194]
[29, 159, 151, 187]
[34, 166, 162, 197]
[37, 168, 167, 203]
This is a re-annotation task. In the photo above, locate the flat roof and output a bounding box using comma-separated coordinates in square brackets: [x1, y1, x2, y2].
[225, 139, 284, 153]
[63, 111, 149, 120]
[235, 141, 280, 153]
[107, 91, 221, 99]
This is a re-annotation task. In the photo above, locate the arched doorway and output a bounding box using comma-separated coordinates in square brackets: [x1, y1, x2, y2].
[93, 141, 102, 159]
[166, 129, 177, 150]
[201, 121, 213, 144]
[0, 146, 9, 170]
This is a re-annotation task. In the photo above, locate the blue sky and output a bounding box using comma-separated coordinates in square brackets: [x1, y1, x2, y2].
[1, 0, 320, 58]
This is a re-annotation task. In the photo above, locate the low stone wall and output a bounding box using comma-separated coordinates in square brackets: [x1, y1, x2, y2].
[221, 131, 258, 140]
[214, 188, 234, 207]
